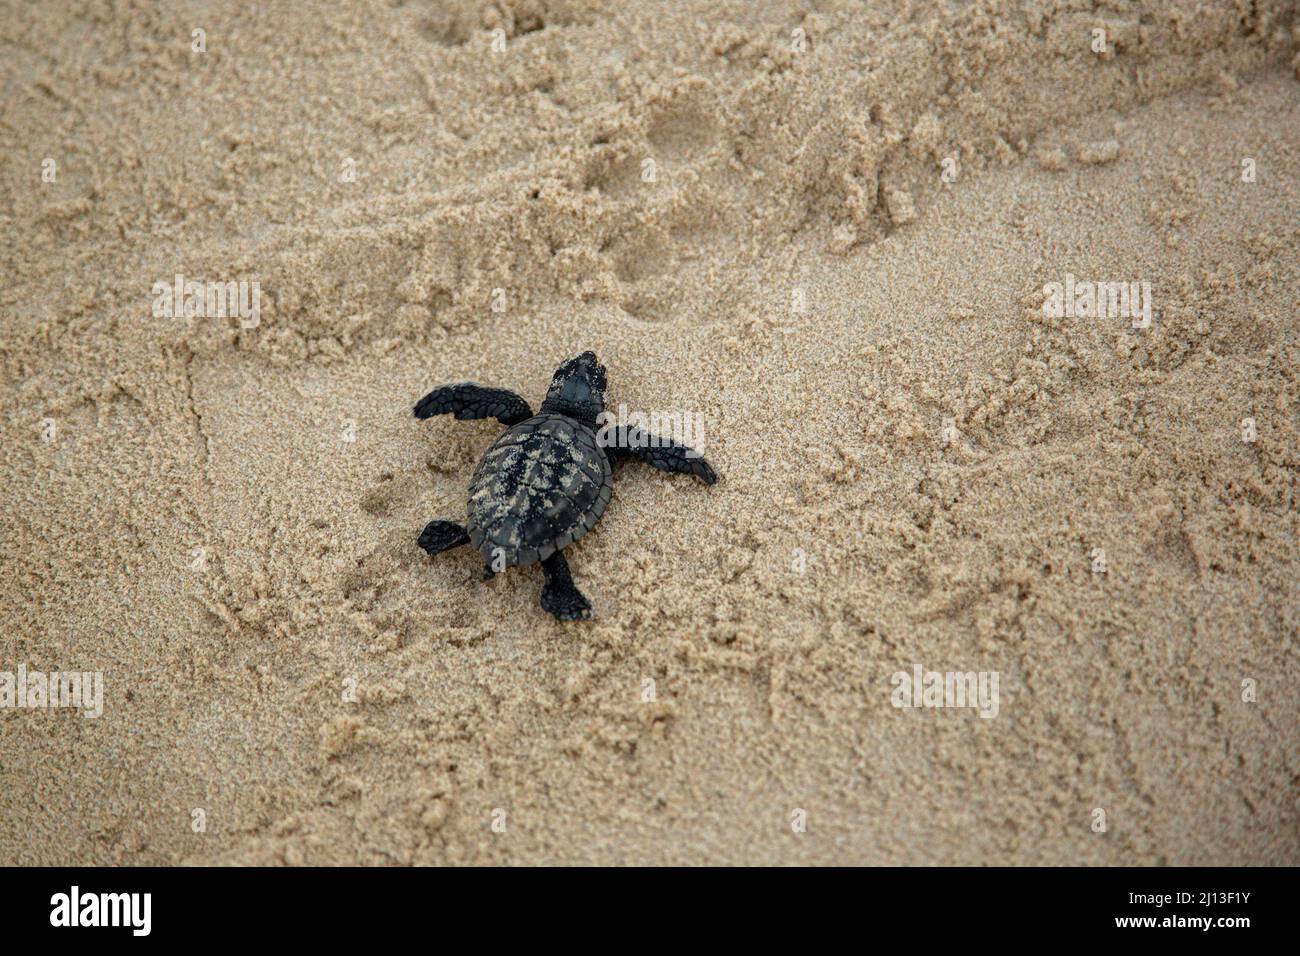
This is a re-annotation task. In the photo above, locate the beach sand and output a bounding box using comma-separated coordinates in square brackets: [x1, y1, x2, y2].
[1, 0, 1298, 865]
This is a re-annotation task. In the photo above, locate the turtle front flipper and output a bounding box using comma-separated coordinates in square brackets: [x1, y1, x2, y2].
[540, 552, 592, 621]
[603, 426, 718, 484]
[418, 520, 470, 556]
[413, 383, 533, 426]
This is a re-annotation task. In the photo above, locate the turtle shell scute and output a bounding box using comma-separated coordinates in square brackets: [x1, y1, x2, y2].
[466, 414, 613, 567]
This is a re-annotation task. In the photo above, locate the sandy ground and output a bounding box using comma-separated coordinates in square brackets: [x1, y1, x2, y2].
[2, 1, 1298, 865]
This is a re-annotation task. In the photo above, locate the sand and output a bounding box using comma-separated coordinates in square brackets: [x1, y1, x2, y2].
[1, 0, 1298, 865]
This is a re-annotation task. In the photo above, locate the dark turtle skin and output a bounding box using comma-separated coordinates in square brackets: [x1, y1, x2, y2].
[412, 351, 717, 621]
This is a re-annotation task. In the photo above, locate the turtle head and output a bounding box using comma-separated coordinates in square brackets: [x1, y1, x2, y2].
[541, 350, 607, 423]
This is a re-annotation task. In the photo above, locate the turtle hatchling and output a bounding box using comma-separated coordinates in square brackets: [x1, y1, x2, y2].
[412, 351, 718, 621]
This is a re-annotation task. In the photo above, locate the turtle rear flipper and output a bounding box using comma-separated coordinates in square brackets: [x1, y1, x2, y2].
[540, 552, 592, 621]
[418, 520, 470, 556]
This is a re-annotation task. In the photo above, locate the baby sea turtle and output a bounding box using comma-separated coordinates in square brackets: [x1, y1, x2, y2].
[413, 351, 718, 621]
